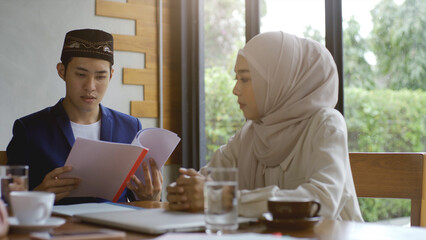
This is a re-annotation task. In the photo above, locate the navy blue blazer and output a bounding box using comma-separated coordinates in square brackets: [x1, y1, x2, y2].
[6, 98, 142, 203]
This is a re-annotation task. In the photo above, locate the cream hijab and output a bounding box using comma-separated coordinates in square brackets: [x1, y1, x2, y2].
[237, 31, 338, 189]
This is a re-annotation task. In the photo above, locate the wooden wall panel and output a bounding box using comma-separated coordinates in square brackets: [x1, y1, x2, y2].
[96, 0, 158, 118]
[96, 0, 182, 164]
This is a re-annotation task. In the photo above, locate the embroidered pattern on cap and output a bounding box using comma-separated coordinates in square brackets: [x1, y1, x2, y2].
[63, 36, 113, 54]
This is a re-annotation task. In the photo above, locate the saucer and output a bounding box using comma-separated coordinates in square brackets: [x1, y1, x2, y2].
[9, 216, 66, 232]
[260, 212, 321, 230]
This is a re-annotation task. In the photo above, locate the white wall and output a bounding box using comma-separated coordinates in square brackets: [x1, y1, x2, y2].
[0, 0, 177, 198]
[0, 0, 160, 148]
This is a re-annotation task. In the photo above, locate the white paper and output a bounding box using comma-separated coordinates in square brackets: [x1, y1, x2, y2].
[131, 128, 181, 184]
[62, 128, 180, 201]
[63, 139, 145, 201]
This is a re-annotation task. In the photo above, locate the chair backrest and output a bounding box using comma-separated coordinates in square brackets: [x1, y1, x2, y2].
[0, 151, 7, 165]
[349, 152, 426, 227]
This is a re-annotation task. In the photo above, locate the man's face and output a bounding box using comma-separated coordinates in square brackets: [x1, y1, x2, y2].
[58, 57, 112, 116]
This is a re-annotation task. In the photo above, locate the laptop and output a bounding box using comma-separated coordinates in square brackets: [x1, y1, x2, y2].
[75, 208, 256, 234]
[53, 202, 140, 217]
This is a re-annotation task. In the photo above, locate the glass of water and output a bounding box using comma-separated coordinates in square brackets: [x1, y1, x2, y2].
[1, 165, 29, 205]
[204, 167, 238, 234]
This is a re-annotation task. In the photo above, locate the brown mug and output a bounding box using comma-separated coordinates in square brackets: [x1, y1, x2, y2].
[268, 197, 321, 219]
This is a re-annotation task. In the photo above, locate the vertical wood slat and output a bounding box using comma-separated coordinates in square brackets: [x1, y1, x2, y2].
[161, 0, 182, 164]
[0, 151, 7, 165]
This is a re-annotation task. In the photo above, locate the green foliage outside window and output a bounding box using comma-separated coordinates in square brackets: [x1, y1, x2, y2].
[370, 0, 426, 91]
[358, 198, 411, 222]
[345, 88, 426, 152]
[205, 67, 245, 161]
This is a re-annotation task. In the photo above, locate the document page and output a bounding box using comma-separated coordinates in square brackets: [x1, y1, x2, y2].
[132, 128, 181, 184]
[63, 138, 147, 201]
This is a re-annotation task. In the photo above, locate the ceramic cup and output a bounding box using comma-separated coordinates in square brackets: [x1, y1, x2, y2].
[10, 191, 55, 225]
[268, 197, 321, 219]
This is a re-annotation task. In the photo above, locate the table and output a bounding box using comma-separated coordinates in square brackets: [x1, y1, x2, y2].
[6, 201, 426, 240]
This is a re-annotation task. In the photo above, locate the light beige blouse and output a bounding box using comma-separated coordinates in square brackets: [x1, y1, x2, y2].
[205, 108, 363, 221]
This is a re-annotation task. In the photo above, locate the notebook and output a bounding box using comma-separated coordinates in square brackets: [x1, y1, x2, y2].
[75, 208, 256, 234]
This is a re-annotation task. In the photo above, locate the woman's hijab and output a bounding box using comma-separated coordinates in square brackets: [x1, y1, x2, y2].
[237, 31, 338, 189]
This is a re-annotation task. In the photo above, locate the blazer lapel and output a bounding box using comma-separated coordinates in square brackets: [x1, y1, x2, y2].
[100, 104, 112, 141]
[53, 99, 75, 147]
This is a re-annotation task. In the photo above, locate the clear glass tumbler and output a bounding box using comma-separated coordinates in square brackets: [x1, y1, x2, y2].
[204, 167, 238, 234]
[1, 165, 29, 204]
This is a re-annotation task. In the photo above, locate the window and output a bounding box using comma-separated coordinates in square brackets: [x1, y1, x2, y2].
[342, 0, 426, 153]
[341, 0, 425, 225]
[261, 0, 325, 43]
[204, 0, 246, 162]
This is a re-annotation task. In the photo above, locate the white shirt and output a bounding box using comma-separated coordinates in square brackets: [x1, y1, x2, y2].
[70, 120, 101, 141]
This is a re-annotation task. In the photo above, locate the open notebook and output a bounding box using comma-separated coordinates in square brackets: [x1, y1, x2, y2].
[75, 208, 256, 234]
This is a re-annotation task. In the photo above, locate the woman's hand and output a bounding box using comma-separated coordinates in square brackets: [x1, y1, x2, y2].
[167, 168, 205, 212]
[127, 158, 163, 201]
[221, 185, 236, 212]
[166, 181, 187, 210]
[34, 166, 80, 202]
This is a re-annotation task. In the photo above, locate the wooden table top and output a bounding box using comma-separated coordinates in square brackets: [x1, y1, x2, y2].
[6, 201, 426, 240]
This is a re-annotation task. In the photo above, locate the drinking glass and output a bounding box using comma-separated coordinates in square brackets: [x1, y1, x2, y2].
[1, 165, 29, 204]
[204, 167, 238, 234]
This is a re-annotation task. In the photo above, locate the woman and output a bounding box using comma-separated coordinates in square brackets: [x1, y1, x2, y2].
[167, 31, 363, 221]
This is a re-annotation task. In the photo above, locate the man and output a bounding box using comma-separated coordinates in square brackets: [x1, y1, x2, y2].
[7, 29, 162, 203]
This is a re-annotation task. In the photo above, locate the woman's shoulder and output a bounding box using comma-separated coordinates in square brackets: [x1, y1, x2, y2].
[308, 108, 347, 134]
[312, 108, 345, 124]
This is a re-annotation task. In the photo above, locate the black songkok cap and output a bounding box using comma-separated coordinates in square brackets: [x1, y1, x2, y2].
[60, 29, 114, 65]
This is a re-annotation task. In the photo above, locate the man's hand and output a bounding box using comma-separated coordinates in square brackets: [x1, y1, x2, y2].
[127, 158, 163, 201]
[34, 166, 80, 202]
[167, 168, 205, 212]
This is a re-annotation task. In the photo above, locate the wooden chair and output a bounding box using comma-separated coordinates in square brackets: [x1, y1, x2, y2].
[0, 151, 7, 165]
[349, 152, 426, 227]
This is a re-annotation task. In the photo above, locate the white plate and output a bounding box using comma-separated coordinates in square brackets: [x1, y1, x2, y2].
[9, 216, 66, 232]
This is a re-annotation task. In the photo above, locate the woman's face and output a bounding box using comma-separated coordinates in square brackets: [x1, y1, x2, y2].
[233, 55, 260, 120]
